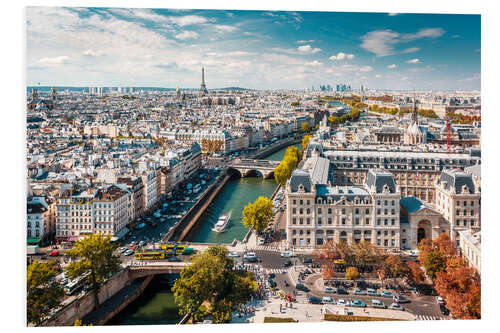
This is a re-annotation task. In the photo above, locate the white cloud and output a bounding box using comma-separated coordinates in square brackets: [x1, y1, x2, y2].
[458, 73, 481, 82]
[39, 55, 70, 65]
[360, 30, 400, 57]
[359, 66, 373, 72]
[167, 15, 209, 26]
[296, 40, 315, 44]
[403, 28, 445, 40]
[214, 25, 237, 33]
[329, 52, 355, 61]
[361, 28, 444, 57]
[175, 31, 198, 40]
[82, 49, 105, 57]
[375, 74, 382, 78]
[387, 64, 397, 69]
[406, 58, 420, 64]
[297, 45, 321, 54]
[305, 60, 322, 66]
[401, 47, 420, 54]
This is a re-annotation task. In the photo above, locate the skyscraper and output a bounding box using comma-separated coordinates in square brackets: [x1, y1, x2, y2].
[200, 66, 208, 95]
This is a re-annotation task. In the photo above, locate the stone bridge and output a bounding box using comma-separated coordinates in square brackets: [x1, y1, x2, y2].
[126, 261, 188, 279]
[227, 158, 280, 179]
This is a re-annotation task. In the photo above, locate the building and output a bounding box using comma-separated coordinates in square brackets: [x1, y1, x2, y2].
[285, 167, 403, 250]
[459, 229, 481, 273]
[435, 169, 481, 245]
[27, 196, 55, 243]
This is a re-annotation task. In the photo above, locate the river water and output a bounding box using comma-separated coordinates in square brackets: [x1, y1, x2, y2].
[186, 143, 300, 244]
[108, 144, 299, 326]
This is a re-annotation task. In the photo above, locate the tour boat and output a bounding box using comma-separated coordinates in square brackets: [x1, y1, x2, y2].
[212, 214, 231, 233]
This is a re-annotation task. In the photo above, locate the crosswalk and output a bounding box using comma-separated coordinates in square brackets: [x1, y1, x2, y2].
[268, 267, 289, 274]
[253, 245, 282, 252]
[294, 292, 308, 304]
[416, 315, 448, 320]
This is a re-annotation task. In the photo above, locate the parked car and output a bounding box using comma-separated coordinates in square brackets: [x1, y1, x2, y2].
[309, 296, 323, 304]
[258, 238, 265, 245]
[367, 289, 380, 297]
[338, 299, 348, 306]
[47, 250, 59, 257]
[283, 259, 293, 267]
[124, 249, 134, 256]
[381, 291, 394, 298]
[302, 257, 313, 264]
[118, 247, 128, 254]
[244, 252, 257, 260]
[280, 251, 293, 258]
[228, 252, 240, 258]
[390, 303, 405, 311]
[296, 284, 310, 292]
[371, 299, 387, 309]
[354, 289, 367, 295]
[350, 300, 367, 308]
[324, 287, 336, 293]
[394, 295, 411, 304]
[322, 296, 336, 304]
[440, 304, 450, 316]
[138, 240, 145, 247]
[337, 288, 349, 295]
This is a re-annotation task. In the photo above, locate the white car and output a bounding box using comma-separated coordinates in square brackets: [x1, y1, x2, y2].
[322, 296, 336, 304]
[437, 296, 444, 304]
[124, 249, 134, 256]
[118, 247, 128, 254]
[244, 252, 257, 259]
[280, 251, 293, 258]
[338, 299, 348, 306]
[138, 241, 145, 247]
[258, 238, 265, 245]
[228, 252, 240, 258]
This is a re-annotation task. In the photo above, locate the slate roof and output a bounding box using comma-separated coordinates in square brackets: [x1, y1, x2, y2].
[310, 156, 330, 185]
[439, 169, 476, 194]
[306, 142, 323, 157]
[365, 169, 396, 193]
[316, 185, 369, 201]
[289, 169, 312, 193]
[400, 196, 425, 213]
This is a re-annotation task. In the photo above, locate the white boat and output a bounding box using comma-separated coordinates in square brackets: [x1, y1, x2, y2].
[212, 214, 231, 233]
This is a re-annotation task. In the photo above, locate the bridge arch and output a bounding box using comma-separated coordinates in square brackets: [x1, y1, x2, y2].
[226, 167, 242, 179]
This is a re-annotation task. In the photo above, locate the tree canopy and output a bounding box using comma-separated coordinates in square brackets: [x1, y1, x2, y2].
[65, 233, 121, 308]
[273, 146, 302, 185]
[27, 261, 64, 326]
[345, 267, 360, 281]
[301, 122, 311, 133]
[241, 196, 273, 233]
[172, 246, 257, 323]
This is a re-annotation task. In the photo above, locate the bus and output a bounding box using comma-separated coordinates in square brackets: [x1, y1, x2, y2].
[135, 250, 168, 260]
[158, 243, 186, 253]
[64, 279, 84, 296]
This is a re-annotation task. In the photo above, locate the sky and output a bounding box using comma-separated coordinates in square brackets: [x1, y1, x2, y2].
[26, 7, 481, 90]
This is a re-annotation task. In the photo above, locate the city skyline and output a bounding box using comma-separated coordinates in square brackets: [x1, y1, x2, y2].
[27, 7, 481, 90]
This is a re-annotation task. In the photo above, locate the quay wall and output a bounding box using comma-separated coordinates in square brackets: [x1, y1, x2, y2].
[41, 268, 131, 327]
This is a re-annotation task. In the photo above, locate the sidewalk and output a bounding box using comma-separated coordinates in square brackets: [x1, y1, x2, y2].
[323, 304, 415, 321]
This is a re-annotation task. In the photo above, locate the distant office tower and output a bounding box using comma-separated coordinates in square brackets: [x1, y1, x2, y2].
[129, 87, 134, 94]
[89, 87, 93, 94]
[176, 86, 181, 99]
[200, 66, 208, 95]
[31, 88, 38, 100]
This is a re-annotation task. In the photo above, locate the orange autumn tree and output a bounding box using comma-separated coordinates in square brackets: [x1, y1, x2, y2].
[434, 264, 481, 319]
[312, 240, 339, 280]
[406, 261, 424, 284]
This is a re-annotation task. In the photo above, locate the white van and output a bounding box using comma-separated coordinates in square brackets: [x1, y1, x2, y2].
[372, 299, 387, 309]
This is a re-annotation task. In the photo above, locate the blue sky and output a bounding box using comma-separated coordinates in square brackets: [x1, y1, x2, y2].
[26, 7, 481, 90]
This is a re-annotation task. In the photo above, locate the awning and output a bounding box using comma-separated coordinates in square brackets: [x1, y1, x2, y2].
[27, 238, 41, 244]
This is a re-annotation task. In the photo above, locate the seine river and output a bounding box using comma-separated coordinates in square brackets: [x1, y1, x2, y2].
[108, 144, 298, 326]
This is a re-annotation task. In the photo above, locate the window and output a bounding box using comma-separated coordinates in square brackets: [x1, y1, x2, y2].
[377, 239, 381, 245]
[292, 238, 296, 246]
[342, 208, 346, 215]
[456, 219, 460, 226]
[471, 210, 474, 216]
[306, 208, 310, 214]
[306, 200, 310, 205]
[328, 208, 332, 214]
[391, 200, 395, 206]
[307, 218, 311, 225]
[377, 218, 381, 226]
[377, 209, 381, 215]
[377, 231, 381, 236]
[317, 218, 322, 225]
[384, 231, 388, 236]
[355, 208, 359, 215]
[300, 200, 303, 205]
[377, 200, 381, 206]
[293, 208, 296, 214]
[391, 239, 395, 246]
[391, 219, 395, 225]
[292, 218, 296, 225]
[365, 208, 369, 214]
[300, 208, 303, 214]
[391, 230, 395, 236]
[464, 201, 467, 206]
[293, 200, 296, 205]
[292, 230, 296, 235]
[317, 208, 322, 214]
[384, 239, 388, 246]
[365, 218, 370, 225]
[328, 218, 332, 225]
[342, 218, 346, 225]
[299, 218, 303, 225]
[317, 238, 323, 246]
[384, 200, 388, 206]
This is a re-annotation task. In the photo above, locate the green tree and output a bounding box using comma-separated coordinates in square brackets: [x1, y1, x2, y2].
[301, 122, 311, 133]
[27, 261, 64, 326]
[241, 196, 273, 233]
[345, 266, 360, 281]
[423, 250, 446, 279]
[172, 246, 256, 322]
[384, 254, 407, 283]
[65, 233, 121, 309]
[274, 163, 291, 185]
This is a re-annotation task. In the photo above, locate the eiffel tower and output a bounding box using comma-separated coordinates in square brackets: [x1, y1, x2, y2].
[200, 66, 208, 95]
